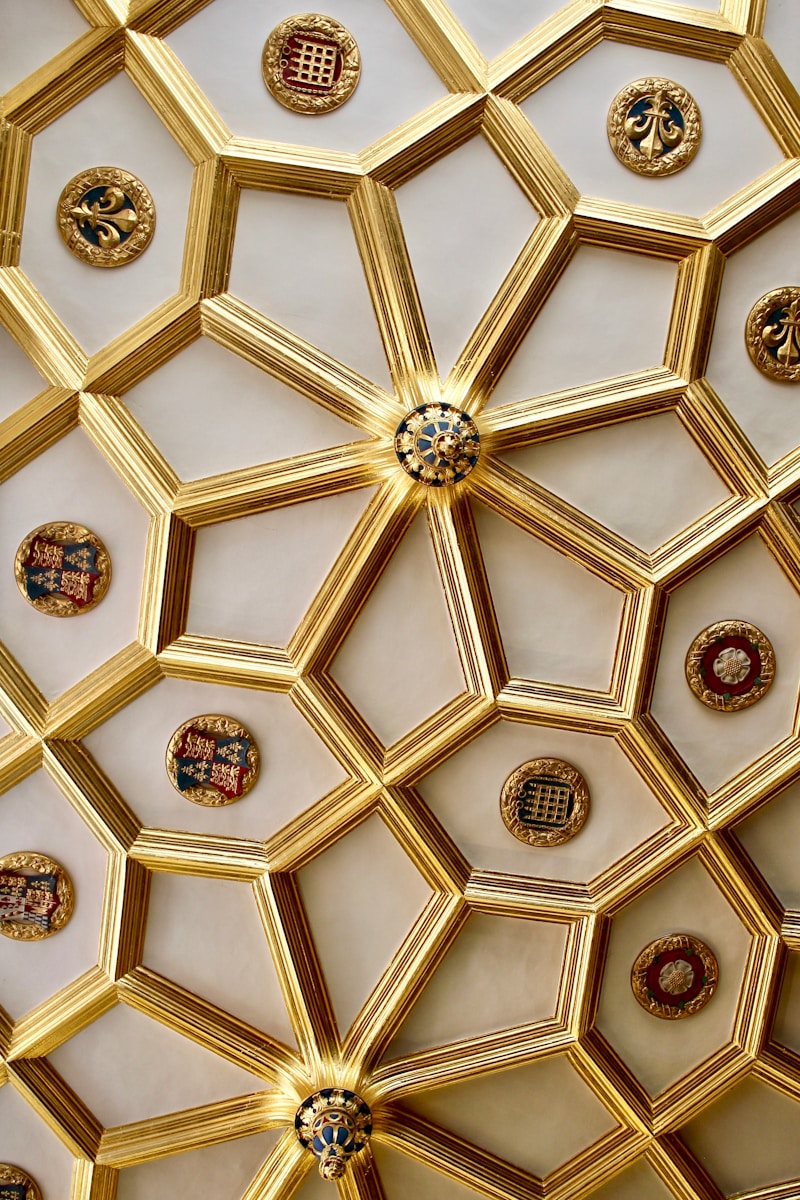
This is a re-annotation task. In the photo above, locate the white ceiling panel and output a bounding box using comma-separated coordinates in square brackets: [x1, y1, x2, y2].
[387, 912, 568, 1057]
[117, 1130, 280, 1200]
[772, 950, 800, 1056]
[0, 770, 107, 1020]
[650, 534, 800, 793]
[764, 0, 800, 96]
[0, 427, 151, 699]
[230, 190, 391, 389]
[443, 0, 563, 61]
[84, 677, 347, 842]
[143, 872, 296, 1047]
[587, 1159, 675, 1200]
[49, 1002, 266, 1127]
[475, 504, 623, 689]
[486, 246, 675, 406]
[298, 814, 432, 1036]
[123, 336, 365, 481]
[396, 135, 539, 377]
[330, 512, 466, 746]
[0, 0, 88, 94]
[0, 325, 46, 423]
[506, 413, 730, 553]
[596, 857, 751, 1095]
[187, 488, 375, 648]
[373, 1143, 484, 1200]
[521, 42, 781, 219]
[735, 779, 800, 909]
[682, 1076, 800, 1195]
[167, 0, 447, 151]
[0, 1082, 75, 1197]
[418, 719, 669, 882]
[403, 1055, 616, 1177]
[21, 72, 194, 355]
[707, 206, 800, 466]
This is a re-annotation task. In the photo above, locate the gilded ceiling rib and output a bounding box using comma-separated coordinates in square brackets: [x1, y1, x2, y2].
[3, 0, 800, 1196]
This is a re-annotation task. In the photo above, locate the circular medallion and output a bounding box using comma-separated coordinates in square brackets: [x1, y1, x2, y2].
[395, 403, 480, 487]
[165, 715, 260, 806]
[262, 13, 360, 114]
[607, 78, 701, 176]
[57, 167, 155, 267]
[745, 288, 800, 382]
[0, 1165, 42, 1200]
[631, 934, 718, 1019]
[500, 758, 590, 847]
[0, 852, 74, 941]
[685, 619, 775, 712]
[14, 522, 111, 617]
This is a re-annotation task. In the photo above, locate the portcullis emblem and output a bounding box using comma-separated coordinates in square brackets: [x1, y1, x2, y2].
[500, 758, 590, 847]
[395, 403, 480, 487]
[631, 934, 718, 1019]
[57, 167, 155, 267]
[0, 852, 74, 941]
[262, 13, 360, 113]
[685, 619, 775, 712]
[15, 522, 111, 617]
[745, 288, 800, 382]
[607, 78, 701, 176]
[166, 715, 260, 806]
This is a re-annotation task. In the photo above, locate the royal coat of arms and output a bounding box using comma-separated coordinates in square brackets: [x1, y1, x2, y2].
[165, 715, 261, 806]
[0, 853, 74, 940]
[14, 522, 111, 616]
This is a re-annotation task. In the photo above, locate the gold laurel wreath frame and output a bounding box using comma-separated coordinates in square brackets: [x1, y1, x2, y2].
[13, 522, 111, 617]
[685, 618, 776, 712]
[56, 166, 156, 267]
[1, 1, 800, 1198]
[0, 1164, 42, 1200]
[261, 13, 361, 114]
[630, 933, 719, 1021]
[164, 713, 260, 805]
[745, 285, 800, 382]
[606, 76, 702, 177]
[0, 851, 75, 941]
[500, 756, 590, 846]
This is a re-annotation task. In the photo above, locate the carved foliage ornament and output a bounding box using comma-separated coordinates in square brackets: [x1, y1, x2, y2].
[631, 933, 718, 1019]
[685, 619, 775, 712]
[165, 714, 261, 806]
[57, 166, 155, 267]
[607, 78, 701, 176]
[745, 287, 800, 382]
[262, 13, 361, 113]
[500, 758, 590, 847]
[15, 522, 111, 617]
[0, 1165, 42, 1200]
[0, 852, 74, 941]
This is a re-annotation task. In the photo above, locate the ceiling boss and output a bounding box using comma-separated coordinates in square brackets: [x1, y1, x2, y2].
[394, 403, 480, 487]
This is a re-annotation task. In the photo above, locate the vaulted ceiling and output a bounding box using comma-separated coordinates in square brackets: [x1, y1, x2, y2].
[3, 1, 800, 1198]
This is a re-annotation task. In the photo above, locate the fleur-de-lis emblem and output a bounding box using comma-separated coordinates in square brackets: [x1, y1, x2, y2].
[71, 186, 138, 250]
[608, 78, 700, 177]
[623, 89, 683, 161]
[762, 297, 800, 368]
